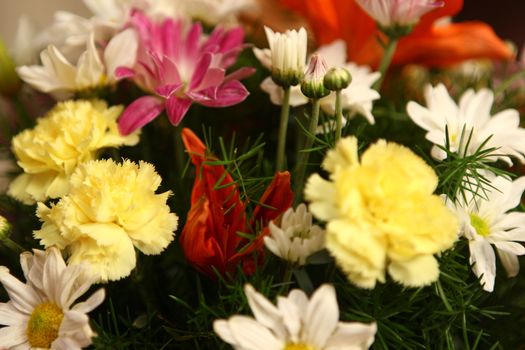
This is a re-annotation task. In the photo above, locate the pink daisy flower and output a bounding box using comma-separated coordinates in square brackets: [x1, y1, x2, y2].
[116, 10, 254, 135]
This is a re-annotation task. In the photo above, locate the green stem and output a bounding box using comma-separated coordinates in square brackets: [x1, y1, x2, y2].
[335, 90, 343, 141]
[372, 38, 398, 91]
[294, 99, 320, 204]
[1, 238, 24, 254]
[279, 265, 295, 294]
[276, 87, 291, 172]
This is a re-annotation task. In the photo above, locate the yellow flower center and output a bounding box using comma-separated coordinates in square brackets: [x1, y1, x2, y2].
[284, 343, 317, 350]
[27, 302, 64, 348]
[469, 213, 491, 237]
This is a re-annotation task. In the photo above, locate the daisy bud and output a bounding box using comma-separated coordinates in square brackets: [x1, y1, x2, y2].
[0, 39, 21, 96]
[324, 67, 352, 91]
[264, 26, 307, 88]
[301, 54, 330, 99]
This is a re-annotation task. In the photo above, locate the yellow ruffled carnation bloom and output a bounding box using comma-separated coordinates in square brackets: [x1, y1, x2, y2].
[8, 100, 140, 204]
[305, 137, 458, 288]
[34, 159, 179, 282]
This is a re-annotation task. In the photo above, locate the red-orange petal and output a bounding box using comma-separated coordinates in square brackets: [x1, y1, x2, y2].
[393, 21, 514, 67]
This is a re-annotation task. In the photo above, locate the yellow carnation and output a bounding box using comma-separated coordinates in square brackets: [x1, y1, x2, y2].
[34, 159, 179, 282]
[8, 100, 140, 204]
[305, 137, 458, 288]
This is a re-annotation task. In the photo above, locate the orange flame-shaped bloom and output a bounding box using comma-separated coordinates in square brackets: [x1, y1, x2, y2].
[180, 128, 293, 278]
[281, 0, 513, 67]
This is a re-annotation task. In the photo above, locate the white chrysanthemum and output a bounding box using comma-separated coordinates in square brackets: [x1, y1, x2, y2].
[261, 26, 307, 87]
[355, 0, 443, 28]
[183, 0, 257, 25]
[264, 204, 325, 266]
[214, 284, 376, 350]
[446, 175, 525, 292]
[0, 247, 105, 349]
[256, 40, 380, 124]
[407, 83, 525, 165]
[17, 28, 137, 99]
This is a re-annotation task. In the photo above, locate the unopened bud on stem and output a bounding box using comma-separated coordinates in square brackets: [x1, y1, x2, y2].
[324, 67, 352, 91]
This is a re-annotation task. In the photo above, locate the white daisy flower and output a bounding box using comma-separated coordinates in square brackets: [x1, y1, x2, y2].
[355, 0, 443, 28]
[407, 83, 525, 165]
[256, 40, 380, 125]
[214, 284, 376, 350]
[0, 247, 105, 349]
[264, 204, 326, 266]
[446, 175, 525, 292]
[16, 28, 137, 99]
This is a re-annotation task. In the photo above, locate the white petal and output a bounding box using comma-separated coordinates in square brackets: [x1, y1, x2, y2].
[469, 241, 496, 292]
[304, 284, 339, 347]
[104, 28, 138, 83]
[72, 288, 105, 314]
[497, 249, 520, 278]
[228, 315, 283, 350]
[0, 269, 40, 314]
[325, 322, 377, 349]
[244, 284, 284, 336]
[213, 319, 237, 345]
[0, 302, 28, 326]
[277, 296, 301, 343]
[0, 324, 28, 347]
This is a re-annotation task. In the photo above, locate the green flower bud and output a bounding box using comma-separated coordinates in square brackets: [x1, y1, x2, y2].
[323, 67, 352, 91]
[301, 54, 330, 99]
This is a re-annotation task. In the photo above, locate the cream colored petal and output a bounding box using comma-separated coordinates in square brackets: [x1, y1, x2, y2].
[304, 174, 338, 221]
[387, 255, 439, 287]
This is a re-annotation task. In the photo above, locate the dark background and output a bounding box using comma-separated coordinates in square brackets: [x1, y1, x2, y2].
[457, 0, 525, 52]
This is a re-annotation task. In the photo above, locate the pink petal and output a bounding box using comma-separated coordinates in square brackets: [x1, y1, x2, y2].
[115, 66, 136, 80]
[155, 83, 184, 98]
[194, 80, 249, 107]
[224, 67, 256, 82]
[184, 23, 203, 60]
[189, 53, 213, 90]
[166, 96, 193, 126]
[118, 96, 165, 135]
[193, 68, 225, 91]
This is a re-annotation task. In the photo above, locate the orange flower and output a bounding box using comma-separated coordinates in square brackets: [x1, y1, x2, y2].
[281, 0, 513, 67]
[180, 128, 293, 278]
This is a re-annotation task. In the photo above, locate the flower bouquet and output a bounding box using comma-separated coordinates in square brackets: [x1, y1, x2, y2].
[0, 0, 524, 348]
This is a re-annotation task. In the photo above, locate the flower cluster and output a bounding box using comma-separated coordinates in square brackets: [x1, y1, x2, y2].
[2, 0, 525, 348]
[8, 100, 139, 204]
[34, 159, 178, 282]
[306, 137, 458, 288]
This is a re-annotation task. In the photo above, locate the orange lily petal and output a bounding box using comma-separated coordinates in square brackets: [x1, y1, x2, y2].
[281, 0, 513, 67]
